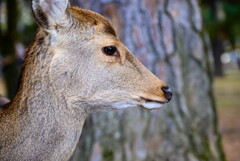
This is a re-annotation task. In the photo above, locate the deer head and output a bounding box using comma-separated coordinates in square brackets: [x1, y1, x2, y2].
[30, 0, 172, 113]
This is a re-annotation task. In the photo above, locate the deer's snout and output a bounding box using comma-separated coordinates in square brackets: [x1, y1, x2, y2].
[161, 87, 172, 102]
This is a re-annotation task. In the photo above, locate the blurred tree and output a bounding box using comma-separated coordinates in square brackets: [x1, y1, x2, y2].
[202, 0, 224, 76]
[0, 0, 20, 99]
[0, 0, 36, 98]
[202, 0, 240, 76]
[17, 0, 37, 46]
[69, 0, 225, 161]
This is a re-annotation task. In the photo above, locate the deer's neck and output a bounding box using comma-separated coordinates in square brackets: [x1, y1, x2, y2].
[4, 31, 87, 160]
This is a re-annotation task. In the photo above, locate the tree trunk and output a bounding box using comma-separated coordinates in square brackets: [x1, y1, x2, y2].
[209, 0, 224, 76]
[212, 38, 224, 76]
[0, 0, 20, 99]
[70, 0, 225, 161]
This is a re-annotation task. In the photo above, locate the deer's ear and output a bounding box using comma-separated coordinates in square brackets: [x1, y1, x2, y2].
[31, 0, 69, 28]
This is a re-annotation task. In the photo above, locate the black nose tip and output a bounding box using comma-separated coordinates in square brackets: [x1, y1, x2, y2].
[161, 87, 172, 102]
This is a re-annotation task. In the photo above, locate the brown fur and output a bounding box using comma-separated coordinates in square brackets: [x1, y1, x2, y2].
[0, 1, 170, 160]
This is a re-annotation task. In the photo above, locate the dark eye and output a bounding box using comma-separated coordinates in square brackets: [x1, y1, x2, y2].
[102, 46, 118, 56]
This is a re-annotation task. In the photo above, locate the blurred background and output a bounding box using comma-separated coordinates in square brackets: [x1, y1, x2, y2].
[0, 0, 239, 161]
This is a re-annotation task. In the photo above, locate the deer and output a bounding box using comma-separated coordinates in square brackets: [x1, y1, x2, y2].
[0, 0, 172, 160]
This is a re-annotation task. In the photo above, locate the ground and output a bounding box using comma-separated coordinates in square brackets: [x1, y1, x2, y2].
[218, 108, 240, 161]
[214, 69, 240, 161]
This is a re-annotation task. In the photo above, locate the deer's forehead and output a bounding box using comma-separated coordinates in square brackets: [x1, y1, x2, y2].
[68, 7, 117, 37]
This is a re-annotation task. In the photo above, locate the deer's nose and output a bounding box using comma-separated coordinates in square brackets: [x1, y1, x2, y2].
[161, 87, 172, 102]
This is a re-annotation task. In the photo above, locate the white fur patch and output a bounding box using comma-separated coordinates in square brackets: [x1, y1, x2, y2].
[112, 103, 136, 109]
[142, 102, 163, 110]
[112, 102, 163, 110]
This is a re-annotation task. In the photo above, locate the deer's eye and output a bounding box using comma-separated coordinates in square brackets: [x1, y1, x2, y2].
[102, 46, 118, 56]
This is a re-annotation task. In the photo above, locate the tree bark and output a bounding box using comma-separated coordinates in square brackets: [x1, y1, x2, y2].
[70, 0, 225, 160]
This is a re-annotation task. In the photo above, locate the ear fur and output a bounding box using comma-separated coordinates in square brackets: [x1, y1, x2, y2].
[31, 0, 69, 28]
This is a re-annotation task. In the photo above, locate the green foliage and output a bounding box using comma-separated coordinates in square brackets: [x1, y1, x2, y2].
[17, 0, 36, 46]
[201, 0, 240, 48]
[102, 146, 114, 161]
[0, 0, 36, 47]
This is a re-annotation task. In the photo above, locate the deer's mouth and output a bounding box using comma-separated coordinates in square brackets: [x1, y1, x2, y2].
[111, 97, 166, 110]
[140, 97, 165, 104]
[139, 97, 166, 110]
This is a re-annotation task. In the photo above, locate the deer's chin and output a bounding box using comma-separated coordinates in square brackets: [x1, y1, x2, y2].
[112, 102, 137, 110]
[138, 97, 166, 109]
[111, 99, 165, 110]
[141, 102, 163, 109]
